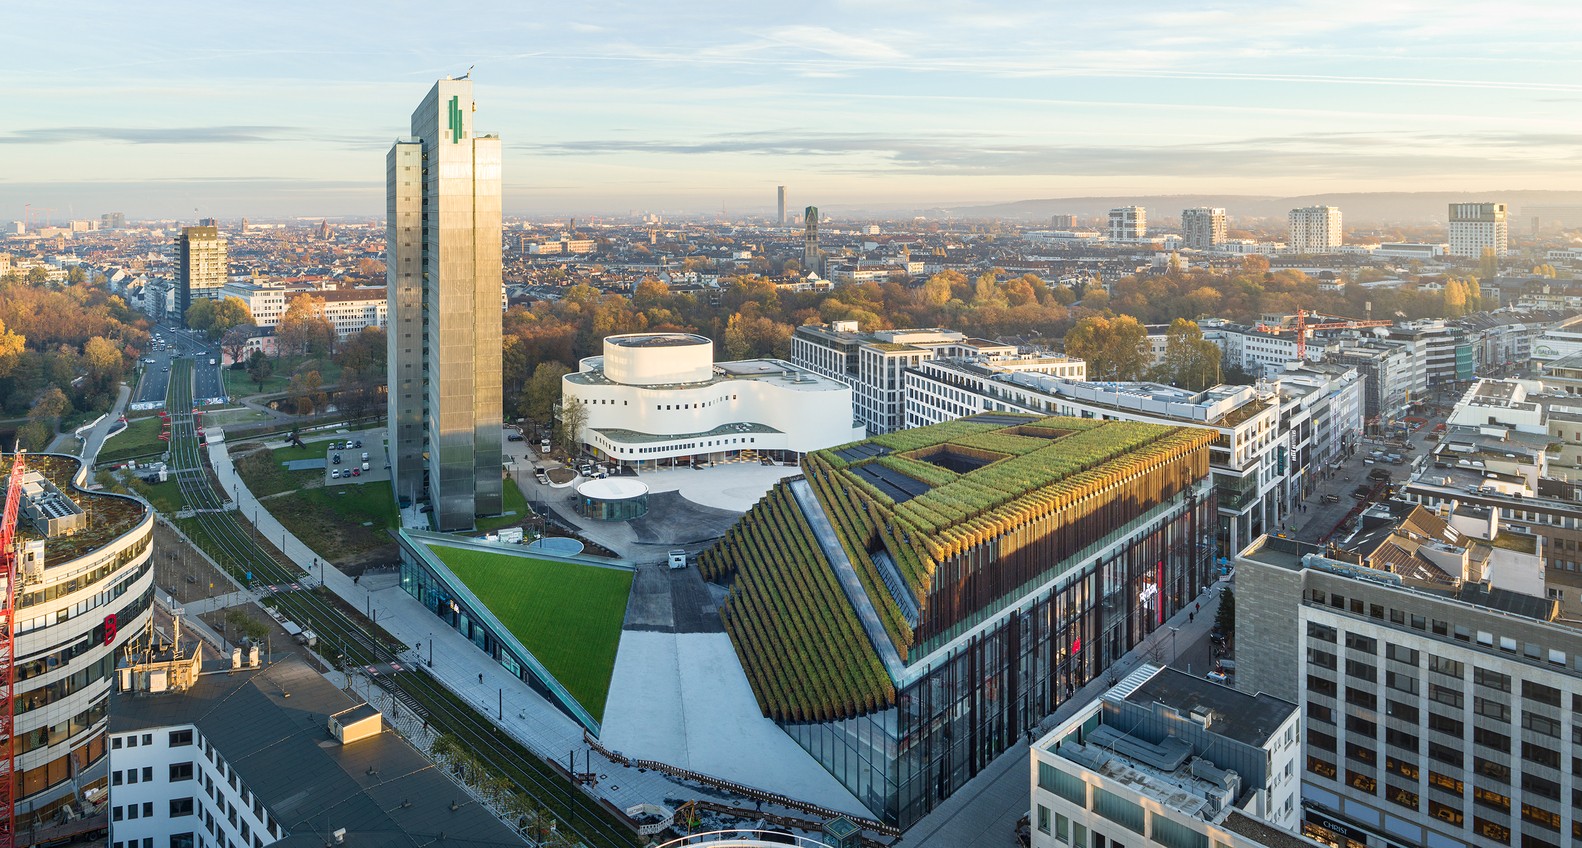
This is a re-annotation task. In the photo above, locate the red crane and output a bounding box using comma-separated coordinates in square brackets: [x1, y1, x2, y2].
[1254, 309, 1392, 359]
[0, 450, 25, 848]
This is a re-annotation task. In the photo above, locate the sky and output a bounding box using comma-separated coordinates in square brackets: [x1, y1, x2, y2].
[3, 1, 1581, 219]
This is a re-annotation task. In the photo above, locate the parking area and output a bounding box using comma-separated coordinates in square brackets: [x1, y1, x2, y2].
[321, 432, 391, 487]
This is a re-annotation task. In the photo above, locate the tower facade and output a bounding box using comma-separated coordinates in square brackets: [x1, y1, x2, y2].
[174, 225, 227, 325]
[803, 205, 820, 274]
[1448, 201, 1508, 257]
[386, 78, 504, 531]
[1181, 206, 1227, 250]
[1288, 205, 1343, 254]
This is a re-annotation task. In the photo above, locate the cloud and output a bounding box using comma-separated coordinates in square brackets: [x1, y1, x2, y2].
[0, 126, 294, 145]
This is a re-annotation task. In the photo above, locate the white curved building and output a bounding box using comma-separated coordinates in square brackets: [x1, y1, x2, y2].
[6, 453, 155, 818]
[563, 334, 863, 468]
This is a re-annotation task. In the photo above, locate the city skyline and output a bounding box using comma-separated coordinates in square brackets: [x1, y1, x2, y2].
[3, 1, 1581, 218]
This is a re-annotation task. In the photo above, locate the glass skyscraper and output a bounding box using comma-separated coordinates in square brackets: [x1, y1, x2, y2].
[386, 78, 504, 531]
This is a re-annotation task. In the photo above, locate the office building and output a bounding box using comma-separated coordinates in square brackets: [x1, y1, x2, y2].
[803, 205, 821, 274]
[1387, 321, 1474, 387]
[791, 322, 1022, 434]
[1108, 206, 1147, 241]
[1448, 202, 1508, 258]
[1182, 207, 1228, 251]
[2, 453, 155, 822]
[1288, 206, 1343, 255]
[777, 185, 786, 226]
[560, 332, 863, 467]
[1275, 361, 1366, 504]
[904, 369, 1283, 554]
[174, 225, 228, 325]
[1237, 535, 1582, 848]
[386, 77, 504, 531]
[220, 281, 388, 338]
[702, 414, 1220, 826]
[1325, 341, 1425, 425]
[100, 212, 126, 230]
[109, 649, 520, 848]
[1050, 213, 1077, 229]
[1031, 665, 1310, 848]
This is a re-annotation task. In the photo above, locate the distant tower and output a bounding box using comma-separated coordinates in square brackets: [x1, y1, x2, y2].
[319, 219, 331, 240]
[1181, 207, 1227, 250]
[1288, 205, 1343, 255]
[239, 217, 249, 234]
[803, 206, 820, 274]
[174, 225, 227, 325]
[1448, 202, 1508, 257]
[1107, 206, 1146, 241]
[386, 77, 504, 531]
[777, 186, 787, 227]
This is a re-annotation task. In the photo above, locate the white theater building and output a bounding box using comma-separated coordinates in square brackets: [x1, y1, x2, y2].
[563, 333, 865, 468]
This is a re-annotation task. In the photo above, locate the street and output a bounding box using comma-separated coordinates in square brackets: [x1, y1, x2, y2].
[1292, 415, 1446, 544]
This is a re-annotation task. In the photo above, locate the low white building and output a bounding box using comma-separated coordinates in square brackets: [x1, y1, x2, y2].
[1031, 664, 1307, 848]
[563, 333, 864, 467]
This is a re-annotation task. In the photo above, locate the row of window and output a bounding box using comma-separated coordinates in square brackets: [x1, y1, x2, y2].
[1307, 593, 1579, 670]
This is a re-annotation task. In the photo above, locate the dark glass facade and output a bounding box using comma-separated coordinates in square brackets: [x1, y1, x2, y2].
[783, 491, 1217, 827]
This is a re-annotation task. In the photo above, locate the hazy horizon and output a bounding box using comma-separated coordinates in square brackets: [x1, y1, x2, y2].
[4, 1, 1580, 220]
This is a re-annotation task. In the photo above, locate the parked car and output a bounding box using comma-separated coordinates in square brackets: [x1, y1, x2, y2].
[354, 439, 362, 449]
[1321, 493, 1341, 503]
[332, 455, 341, 464]
[331, 469, 341, 479]
[351, 468, 361, 477]
[507, 433, 525, 442]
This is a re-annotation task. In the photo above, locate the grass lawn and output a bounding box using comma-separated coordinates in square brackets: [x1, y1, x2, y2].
[428, 545, 632, 722]
[271, 482, 399, 563]
[99, 416, 168, 464]
[474, 480, 533, 532]
[203, 407, 274, 427]
[223, 356, 344, 399]
[124, 472, 187, 514]
[232, 441, 324, 497]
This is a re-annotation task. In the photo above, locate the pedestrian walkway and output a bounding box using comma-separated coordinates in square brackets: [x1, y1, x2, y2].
[205, 429, 874, 827]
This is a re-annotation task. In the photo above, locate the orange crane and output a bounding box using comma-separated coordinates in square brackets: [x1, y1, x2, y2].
[0, 450, 25, 848]
[1254, 309, 1391, 359]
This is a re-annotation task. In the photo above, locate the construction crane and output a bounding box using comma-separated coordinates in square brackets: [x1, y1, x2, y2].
[1254, 308, 1392, 359]
[0, 450, 26, 848]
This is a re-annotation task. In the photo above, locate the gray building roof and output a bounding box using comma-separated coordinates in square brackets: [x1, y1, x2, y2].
[111, 656, 524, 847]
[1124, 667, 1297, 748]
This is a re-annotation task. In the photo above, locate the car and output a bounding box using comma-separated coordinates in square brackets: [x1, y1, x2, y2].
[1321, 493, 1341, 503]
[352, 468, 361, 477]
[162, 366, 169, 372]
[361, 452, 369, 461]
[331, 469, 341, 479]
[332, 455, 341, 464]
[507, 433, 525, 442]
[354, 440, 362, 449]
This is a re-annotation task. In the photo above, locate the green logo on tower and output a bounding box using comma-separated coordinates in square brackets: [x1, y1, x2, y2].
[448, 95, 463, 144]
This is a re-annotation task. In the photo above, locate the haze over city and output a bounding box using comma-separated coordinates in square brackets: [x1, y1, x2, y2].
[6, 0, 1582, 218]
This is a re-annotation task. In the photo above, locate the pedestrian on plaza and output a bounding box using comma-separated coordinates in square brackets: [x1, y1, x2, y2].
[478, 672, 484, 684]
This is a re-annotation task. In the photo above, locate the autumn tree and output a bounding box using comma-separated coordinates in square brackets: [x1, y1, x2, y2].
[276, 294, 334, 356]
[0, 317, 23, 379]
[207, 296, 254, 340]
[524, 361, 572, 424]
[1478, 248, 1499, 280]
[1442, 279, 1468, 318]
[287, 369, 326, 415]
[82, 335, 124, 386]
[555, 396, 587, 455]
[1158, 318, 1223, 390]
[1063, 315, 1151, 381]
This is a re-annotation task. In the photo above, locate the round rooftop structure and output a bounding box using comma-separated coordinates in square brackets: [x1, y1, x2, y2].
[575, 476, 650, 521]
[603, 333, 714, 386]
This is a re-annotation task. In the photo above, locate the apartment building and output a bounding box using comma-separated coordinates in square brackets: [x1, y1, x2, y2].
[1325, 341, 1426, 424]
[1448, 202, 1508, 258]
[1031, 664, 1308, 848]
[1238, 536, 1582, 848]
[1182, 207, 1228, 251]
[1108, 206, 1147, 241]
[1288, 206, 1343, 255]
[1276, 361, 1366, 503]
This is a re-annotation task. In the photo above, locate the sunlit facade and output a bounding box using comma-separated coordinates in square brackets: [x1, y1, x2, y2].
[387, 78, 504, 530]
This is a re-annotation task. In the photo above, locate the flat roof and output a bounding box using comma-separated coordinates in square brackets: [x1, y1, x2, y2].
[606, 332, 709, 348]
[111, 655, 522, 846]
[1126, 667, 1297, 748]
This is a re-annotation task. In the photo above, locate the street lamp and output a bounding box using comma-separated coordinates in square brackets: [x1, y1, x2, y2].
[1168, 626, 1180, 666]
[427, 633, 433, 666]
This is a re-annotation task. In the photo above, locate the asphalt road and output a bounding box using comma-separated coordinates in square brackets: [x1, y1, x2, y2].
[1293, 417, 1445, 544]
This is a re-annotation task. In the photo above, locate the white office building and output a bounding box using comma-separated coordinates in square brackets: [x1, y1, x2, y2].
[1288, 206, 1343, 255]
[1108, 206, 1147, 241]
[563, 333, 864, 467]
[1448, 202, 1508, 258]
[1182, 207, 1228, 251]
[792, 322, 1026, 434]
[1031, 664, 1308, 848]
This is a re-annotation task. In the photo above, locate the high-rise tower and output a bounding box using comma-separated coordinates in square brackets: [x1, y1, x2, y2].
[386, 78, 504, 531]
[1181, 207, 1227, 250]
[1288, 205, 1342, 254]
[174, 225, 227, 325]
[777, 186, 786, 226]
[802, 205, 820, 274]
[1448, 201, 1508, 257]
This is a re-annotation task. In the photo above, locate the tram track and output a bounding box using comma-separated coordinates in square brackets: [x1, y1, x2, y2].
[161, 356, 639, 847]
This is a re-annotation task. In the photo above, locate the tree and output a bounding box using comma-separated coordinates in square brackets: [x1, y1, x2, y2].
[555, 396, 587, 456]
[246, 349, 274, 391]
[277, 294, 334, 355]
[1241, 255, 1271, 274]
[287, 369, 325, 415]
[221, 324, 258, 367]
[1478, 247, 1498, 280]
[82, 336, 123, 382]
[207, 296, 254, 340]
[1442, 279, 1468, 317]
[524, 361, 571, 424]
[0, 316, 23, 379]
[1063, 315, 1151, 381]
[184, 297, 215, 336]
[1215, 588, 1236, 637]
[1159, 318, 1222, 390]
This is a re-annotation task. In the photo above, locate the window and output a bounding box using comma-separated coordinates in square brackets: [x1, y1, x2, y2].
[170, 798, 194, 817]
[1521, 710, 1561, 738]
[1522, 680, 1562, 707]
[169, 729, 194, 747]
[1092, 788, 1145, 834]
[1429, 800, 1463, 827]
[1428, 741, 1461, 766]
[1308, 702, 1334, 724]
[1473, 697, 1510, 722]
[1308, 648, 1337, 670]
[1385, 699, 1418, 722]
[1308, 622, 1337, 642]
[1385, 782, 1418, 810]
[1056, 813, 1069, 843]
[1521, 740, 1560, 769]
[1473, 785, 1510, 812]
[1347, 686, 1378, 711]
[1346, 633, 1377, 653]
[1429, 683, 1463, 709]
[1385, 670, 1418, 695]
[1385, 643, 1418, 665]
[1473, 667, 1510, 691]
[170, 762, 194, 781]
[1384, 727, 1418, 752]
[1473, 725, 1509, 751]
[1346, 659, 1376, 683]
[1429, 655, 1463, 678]
[1310, 729, 1337, 753]
[1037, 805, 1051, 835]
[1038, 762, 1087, 806]
[1427, 712, 1463, 736]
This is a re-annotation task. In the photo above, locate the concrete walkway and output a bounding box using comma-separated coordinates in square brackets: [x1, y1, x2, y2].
[900, 577, 1231, 847]
[205, 428, 875, 825]
[47, 382, 131, 469]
